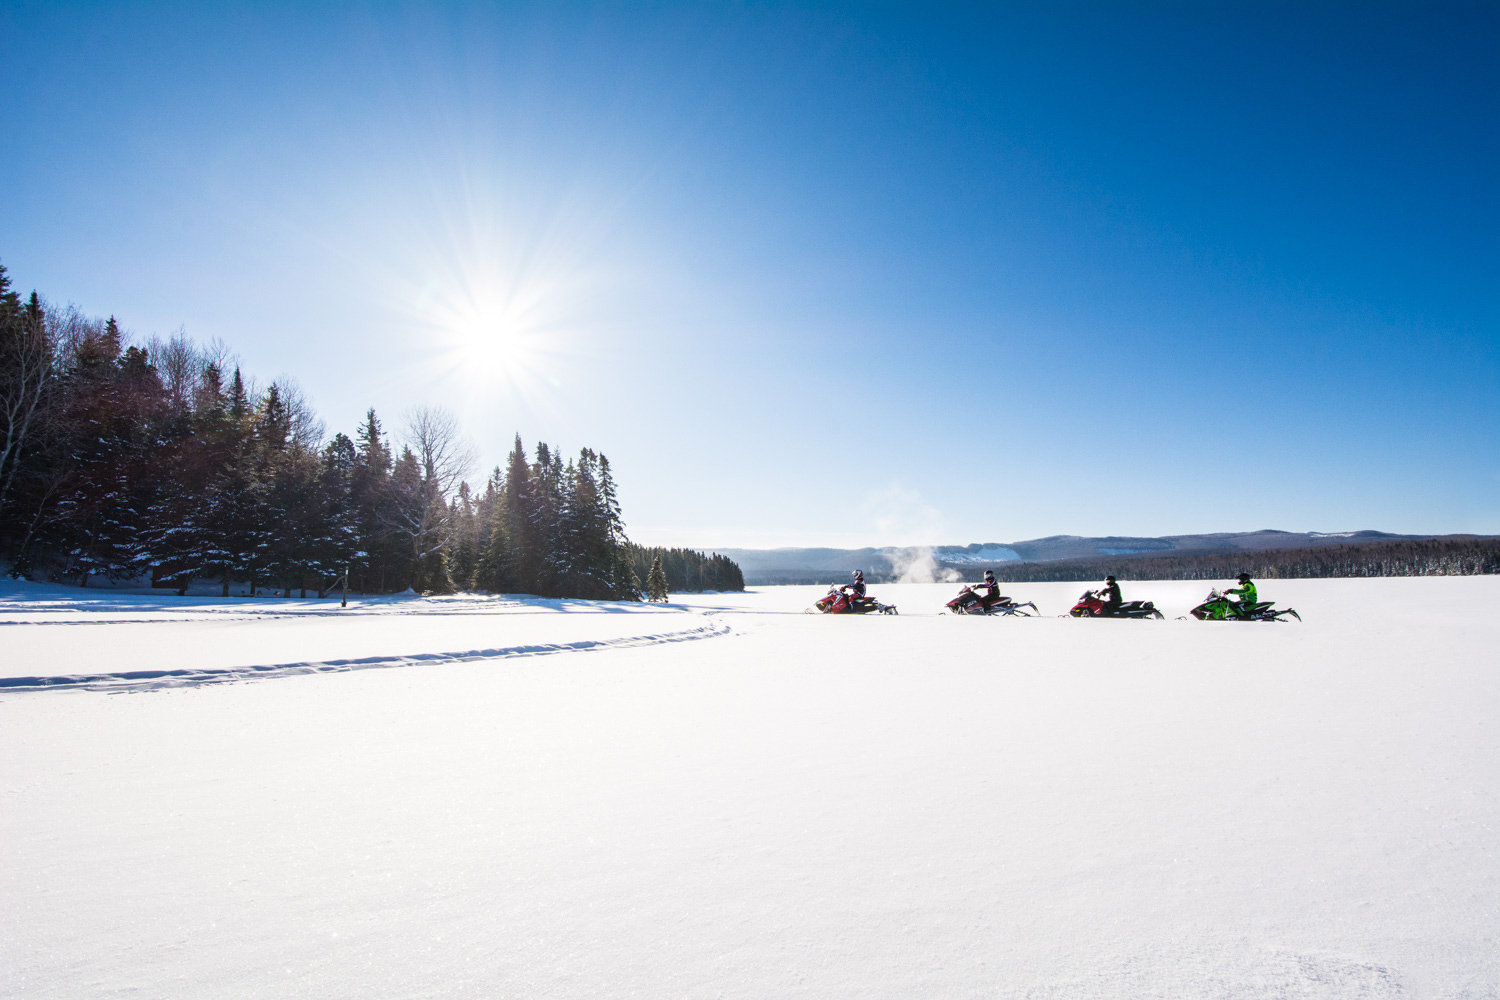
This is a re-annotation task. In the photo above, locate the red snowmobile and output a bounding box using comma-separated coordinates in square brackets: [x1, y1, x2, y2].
[1067, 589, 1163, 619]
[810, 585, 898, 615]
[945, 585, 1038, 616]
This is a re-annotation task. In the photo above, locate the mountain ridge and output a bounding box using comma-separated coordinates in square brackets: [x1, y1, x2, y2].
[712, 530, 1473, 584]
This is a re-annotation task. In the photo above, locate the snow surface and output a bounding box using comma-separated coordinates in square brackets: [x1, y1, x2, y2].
[2, 576, 1498, 998]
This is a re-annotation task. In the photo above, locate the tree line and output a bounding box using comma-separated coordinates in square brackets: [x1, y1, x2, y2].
[0, 261, 742, 598]
[625, 544, 745, 594]
[973, 535, 1500, 584]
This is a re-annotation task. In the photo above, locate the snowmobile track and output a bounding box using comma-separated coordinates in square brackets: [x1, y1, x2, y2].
[0, 618, 733, 694]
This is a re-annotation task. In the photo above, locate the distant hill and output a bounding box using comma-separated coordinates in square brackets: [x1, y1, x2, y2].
[716, 530, 1460, 584]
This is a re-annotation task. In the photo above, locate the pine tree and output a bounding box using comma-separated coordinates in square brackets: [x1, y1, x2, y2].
[46, 319, 144, 586]
[473, 467, 513, 592]
[350, 409, 393, 592]
[501, 435, 537, 592]
[528, 442, 565, 596]
[646, 556, 669, 602]
[447, 480, 481, 590]
[227, 367, 249, 422]
[313, 432, 359, 595]
[596, 454, 640, 600]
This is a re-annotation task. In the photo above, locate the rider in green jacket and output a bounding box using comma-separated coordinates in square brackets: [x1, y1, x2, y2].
[1226, 574, 1258, 616]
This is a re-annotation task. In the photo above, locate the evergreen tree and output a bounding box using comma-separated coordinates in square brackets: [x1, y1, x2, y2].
[227, 367, 249, 421]
[47, 323, 144, 585]
[140, 359, 228, 594]
[313, 432, 360, 595]
[646, 556, 669, 602]
[504, 435, 539, 592]
[387, 446, 430, 591]
[350, 409, 394, 592]
[597, 454, 640, 600]
[472, 467, 512, 592]
[447, 480, 481, 590]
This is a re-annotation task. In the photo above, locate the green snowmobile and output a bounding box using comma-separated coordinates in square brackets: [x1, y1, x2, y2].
[1188, 589, 1300, 622]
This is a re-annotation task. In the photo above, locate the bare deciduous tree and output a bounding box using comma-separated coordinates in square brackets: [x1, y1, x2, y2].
[272, 376, 326, 452]
[146, 328, 200, 412]
[389, 406, 476, 592]
[404, 406, 476, 499]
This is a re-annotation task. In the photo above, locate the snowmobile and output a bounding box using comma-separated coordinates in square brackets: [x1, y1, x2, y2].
[810, 585, 898, 615]
[945, 585, 1038, 616]
[1187, 589, 1300, 622]
[1066, 589, 1163, 619]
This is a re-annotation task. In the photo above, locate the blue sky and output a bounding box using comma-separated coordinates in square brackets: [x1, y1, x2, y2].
[4, 2, 1496, 547]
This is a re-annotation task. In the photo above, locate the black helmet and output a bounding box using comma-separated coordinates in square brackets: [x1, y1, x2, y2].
[983, 569, 995, 580]
[1105, 576, 1116, 583]
[1237, 573, 1251, 583]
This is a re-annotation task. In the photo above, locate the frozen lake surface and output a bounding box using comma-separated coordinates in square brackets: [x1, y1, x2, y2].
[2, 576, 1497, 998]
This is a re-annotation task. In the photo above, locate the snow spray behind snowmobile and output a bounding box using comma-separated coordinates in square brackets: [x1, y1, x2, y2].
[1067, 590, 1163, 619]
[1187, 589, 1301, 622]
[945, 585, 1038, 616]
[810, 585, 898, 615]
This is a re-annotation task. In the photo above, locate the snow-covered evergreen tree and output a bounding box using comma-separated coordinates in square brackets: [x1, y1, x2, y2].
[646, 556, 669, 602]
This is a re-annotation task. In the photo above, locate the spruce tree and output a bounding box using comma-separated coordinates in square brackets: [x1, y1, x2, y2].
[502, 435, 537, 592]
[350, 409, 393, 591]
[227, 367, 249, 422]
[313, 433, 359, 595]
[447, 481, 480, 590]
[473, 467, 512, 592]
[646, 556, 669, 602]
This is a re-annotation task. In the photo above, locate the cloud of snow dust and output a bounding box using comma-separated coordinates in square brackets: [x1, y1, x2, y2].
[886, 546, 964, 584]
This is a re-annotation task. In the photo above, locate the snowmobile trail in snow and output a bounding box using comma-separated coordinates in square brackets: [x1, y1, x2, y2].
[0, 615, 731, 693]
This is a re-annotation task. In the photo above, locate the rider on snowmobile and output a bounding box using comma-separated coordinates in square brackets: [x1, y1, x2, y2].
[1100, 576, 1122, 613]
[1225, 574, 1257, 615]
[844, 570, 867, 606]
[975, 569, 1003, 611]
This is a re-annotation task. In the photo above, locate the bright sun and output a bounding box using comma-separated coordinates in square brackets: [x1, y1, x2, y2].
[453, 309, 516, 372]
[424, 279, 551, 389]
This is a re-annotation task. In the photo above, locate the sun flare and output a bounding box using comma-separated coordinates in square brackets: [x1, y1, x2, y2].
[452, 307, 518, 372]
[420, 275, 554, 392]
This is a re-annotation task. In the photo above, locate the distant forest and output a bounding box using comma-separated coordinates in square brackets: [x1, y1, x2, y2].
[0, 261, 743, 598]
[979, 535, 1500, 583]
[626, 544, 745, 593]
[745, 535, 1500, 586]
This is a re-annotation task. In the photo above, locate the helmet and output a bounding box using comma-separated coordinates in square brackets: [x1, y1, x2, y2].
[1105, 576, 1115, 584]
[983, 569, 995, 580]
[852, 570, 864, 580]
[1237, 573, 1251, 583]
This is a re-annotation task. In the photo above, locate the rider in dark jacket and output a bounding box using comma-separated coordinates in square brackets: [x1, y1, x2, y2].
[1100, 576, 1122, 612]
[845, 570, 867, 605]
[976, 570, 1002, 611]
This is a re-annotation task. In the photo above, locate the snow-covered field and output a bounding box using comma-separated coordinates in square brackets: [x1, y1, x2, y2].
[3, 576, 1497, 998]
